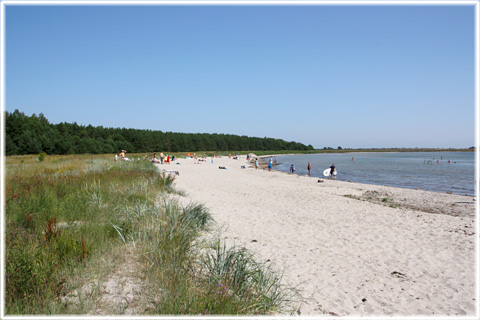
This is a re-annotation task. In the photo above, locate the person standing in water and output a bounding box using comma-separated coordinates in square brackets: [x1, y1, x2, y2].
[330, 163, 336, 178]
[307, 161, 311, 176]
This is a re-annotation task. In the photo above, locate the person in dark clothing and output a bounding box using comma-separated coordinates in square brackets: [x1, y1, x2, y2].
[330, 163, 336, 178]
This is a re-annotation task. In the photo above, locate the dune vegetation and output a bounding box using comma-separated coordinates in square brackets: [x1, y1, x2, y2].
[5, 154, 299, 315]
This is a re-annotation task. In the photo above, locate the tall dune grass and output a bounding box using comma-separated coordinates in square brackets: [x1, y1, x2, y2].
[5, 154, 299, 315]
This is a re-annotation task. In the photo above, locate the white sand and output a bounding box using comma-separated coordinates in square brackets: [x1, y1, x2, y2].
[155, 156, 477, 316]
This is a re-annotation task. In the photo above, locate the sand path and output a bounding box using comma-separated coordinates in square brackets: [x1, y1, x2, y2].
[156, 156, 476, 316]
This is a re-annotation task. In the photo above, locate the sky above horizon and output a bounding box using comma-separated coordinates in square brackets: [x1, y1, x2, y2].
[5, 3, 475, 149]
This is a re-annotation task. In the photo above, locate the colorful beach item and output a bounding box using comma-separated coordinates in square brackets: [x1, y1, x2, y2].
[323, 168, 338, 177]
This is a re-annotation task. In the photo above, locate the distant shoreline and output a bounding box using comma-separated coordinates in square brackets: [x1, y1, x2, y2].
[260, 148, 473, 156]
[247, 148, 473, 161]
[257, 149, 473, 162]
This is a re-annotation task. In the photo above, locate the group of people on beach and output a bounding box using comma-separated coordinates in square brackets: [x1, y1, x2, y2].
[293, 162, 335, 178]
[114, 150, 177, 164]
[192, 153, 216, 164]
[115, 150, 337, 179]
[256, 157, 337, 178]
[228, 153, 242, 160]
[148, 152, 175, 164]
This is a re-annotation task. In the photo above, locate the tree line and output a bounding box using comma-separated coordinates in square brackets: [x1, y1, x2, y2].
[5, 110, 314, 156]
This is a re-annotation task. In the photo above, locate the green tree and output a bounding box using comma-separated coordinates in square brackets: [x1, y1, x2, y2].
[5, 109, 313, 155]
[17, 130, 42, 154]
[5, 134, 18, 156]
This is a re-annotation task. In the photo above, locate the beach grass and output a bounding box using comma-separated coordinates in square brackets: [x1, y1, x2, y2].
[5, 154, 298, 315]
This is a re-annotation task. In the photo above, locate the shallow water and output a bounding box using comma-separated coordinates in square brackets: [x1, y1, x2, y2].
[268, 152, 475, 196]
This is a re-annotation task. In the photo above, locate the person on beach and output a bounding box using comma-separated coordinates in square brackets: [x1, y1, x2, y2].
[330, 163, 336, 178]
[160, 152, 164, 164]
[290, 164, 295, 174]
[307, 161, 311, 176]
[255, 158, 259, 170]
[268, 159, 272, 171]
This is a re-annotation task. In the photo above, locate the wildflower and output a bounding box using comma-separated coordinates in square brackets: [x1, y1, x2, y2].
[216, 283, 233, 298]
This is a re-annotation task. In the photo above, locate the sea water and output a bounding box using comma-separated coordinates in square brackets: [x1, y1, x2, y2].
[268, 152, 476, 196]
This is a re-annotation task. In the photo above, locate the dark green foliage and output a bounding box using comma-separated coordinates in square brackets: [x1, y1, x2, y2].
[38, 152, 46, 162]
[6, 134, 19, 155]
[5, 109, 314, 155]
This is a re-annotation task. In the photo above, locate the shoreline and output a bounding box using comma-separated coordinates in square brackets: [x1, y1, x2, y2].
[257, 160, 474, 217]
[156, 156, 476, 316]
[256, 153, 474, 197]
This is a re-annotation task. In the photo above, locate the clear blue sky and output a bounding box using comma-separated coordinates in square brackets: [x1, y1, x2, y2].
[5, 3, 475, 149]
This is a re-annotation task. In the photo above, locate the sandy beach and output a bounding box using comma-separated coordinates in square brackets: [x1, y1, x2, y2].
[155, 155, 477, 317]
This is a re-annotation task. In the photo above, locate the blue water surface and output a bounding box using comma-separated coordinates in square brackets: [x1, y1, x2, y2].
[268, 152, 475, 196]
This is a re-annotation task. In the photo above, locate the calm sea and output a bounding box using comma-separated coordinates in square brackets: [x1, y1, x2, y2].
[268, 152, 476, 196]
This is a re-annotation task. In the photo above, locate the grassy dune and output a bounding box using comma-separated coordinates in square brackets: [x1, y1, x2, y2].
[4, 154, 298, 315]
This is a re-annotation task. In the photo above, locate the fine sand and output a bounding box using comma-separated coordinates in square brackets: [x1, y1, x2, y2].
[155, 155, 477, 317]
